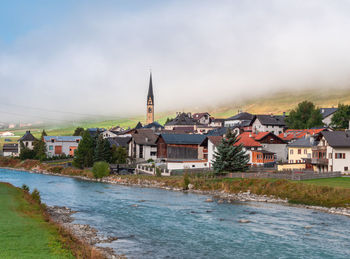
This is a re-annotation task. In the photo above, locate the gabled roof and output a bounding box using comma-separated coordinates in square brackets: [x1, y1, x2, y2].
[18, 131, 37, 142]
[107, 137, 131, 148]
[254, 115, 286, 126]
[135, 122, 143, 129]
[278, 128, 325, 141]
[321, 131, 350, 148]
[132, 132, 158, 146]
[288, 136, 318, 147]
[165, 113, 201, 126]
[320, 108, 337, 119]
[44, 136, 82, 142]
[234, 132, 262, 147]
[193, 112, 210, 120]
[207, 136, 223, 147]
[143, 121, 164, 129]
[206, 127, 230, 136]
[226, 112, 255, 121]
[158, 134, 206, 145]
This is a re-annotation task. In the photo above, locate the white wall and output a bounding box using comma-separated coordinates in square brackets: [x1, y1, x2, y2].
[327, 146, 350, 173]
[45, 141, 79, 157]
[252, 119, 284, 135]
[261, 143, 287, 162]
[167, 161, 209, 170]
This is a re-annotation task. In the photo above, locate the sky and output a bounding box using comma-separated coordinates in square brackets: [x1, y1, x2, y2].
[1, 0, 350, 124]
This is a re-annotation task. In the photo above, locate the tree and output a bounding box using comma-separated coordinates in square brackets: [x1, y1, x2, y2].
[331, 104, 350, 129]
[111, 146, 128, 164]
[73, 131, 95, 168]
[94, 135, 105, 162]
[92, 161, 110, 179]
[212, 130, 249, 173]
[19, 142, 36, 160]
[285, 101, 323, 129]
[73, 127, 85, 136]
[33, 130, 47, 160]
[103, 139, 112, 162]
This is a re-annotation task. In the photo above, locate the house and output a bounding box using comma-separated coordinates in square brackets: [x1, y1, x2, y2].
[209, 118, 225, 127]
[0, 131, 15, 137]
[205, 136, 223, 168]
[234, 132, 276, 166]
[287, 136, 318, 164]
[320, 107, 337, 126]
[251, 114, 286, 135]
[87, 128, 106, 138]
[142, 121, 164, 131]
[252, 132, 287, 162]
[224, 112, 255, 128]
[156, 134, 208, 169]
[106, 136, 131, 152]
[312, 131, 350, 173]
[192, 112, 211, 125]
[2, 143, 18, 157]
[102, 130, 120, 139]
[164, 112, 201, 130]
[18, 131, 37, 153]
[128, 132, 158, 162]
[44, 136, 82, 157]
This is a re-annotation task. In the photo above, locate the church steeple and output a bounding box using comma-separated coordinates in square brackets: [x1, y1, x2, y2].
[146, 72, 154, 124]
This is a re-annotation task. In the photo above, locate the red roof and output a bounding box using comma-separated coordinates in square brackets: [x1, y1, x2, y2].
[278, 129, 325, 141]
[234, 132, 262, 147]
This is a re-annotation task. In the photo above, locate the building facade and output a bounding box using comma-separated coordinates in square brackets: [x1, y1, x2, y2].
[44, 136, 82, 157]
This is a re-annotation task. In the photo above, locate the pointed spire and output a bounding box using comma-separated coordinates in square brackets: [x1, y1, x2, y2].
[147, 72, 154, 104]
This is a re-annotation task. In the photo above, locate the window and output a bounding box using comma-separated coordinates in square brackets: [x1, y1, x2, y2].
[335, 153, 346, 159]
[51, 139, 55, 143]
[290, 160, 294, 163]
[150, 151, 157, 156]
[298, 149, 301, 155]
[345, 167, 349, 171]
[192, 165, 195, 168]
[49, 146, 53, 151]
[139, 145, 143, 158]
[290, 149, 293, 155]
[304, 149, 307, 154]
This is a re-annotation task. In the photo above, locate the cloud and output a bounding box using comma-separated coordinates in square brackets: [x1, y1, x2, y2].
[1, 0, 350, 123]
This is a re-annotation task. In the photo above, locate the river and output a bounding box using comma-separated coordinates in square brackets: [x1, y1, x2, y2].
[1, 168, 350, 258]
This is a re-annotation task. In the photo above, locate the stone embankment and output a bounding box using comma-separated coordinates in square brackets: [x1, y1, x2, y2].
[47, 206, 120, 259]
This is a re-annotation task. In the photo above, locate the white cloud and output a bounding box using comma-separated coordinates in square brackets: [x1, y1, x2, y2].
[1, 0, 350, 123]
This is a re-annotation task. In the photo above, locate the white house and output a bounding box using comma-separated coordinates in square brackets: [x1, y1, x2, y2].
[312, 131, 350, 173]
[206, 136, 223, 168]
[192, 112, 211, 125]
[2, 143, 18, 157]
[18, 131, 37, 153]
[224, 112, 255, 128]
[0, 131, 15, 137]
[320, 108, 337, 126]
[128, 132, 158, 162]
[44, 136, 82, 157]
[251, 115, 286, 135]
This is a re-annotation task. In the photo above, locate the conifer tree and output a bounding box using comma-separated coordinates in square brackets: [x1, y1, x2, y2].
[33, 130, 47, 160]
[94, 135, 105, 162]
[103, 139, 112, 162]
[73, 131, 94, 168]
[212, 130, 249, 174]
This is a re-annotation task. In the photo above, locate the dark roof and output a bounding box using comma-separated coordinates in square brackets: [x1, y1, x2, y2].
[147, 73, 154, 104]
[132, 133, 158, 146]
[254, 115, 286, 126]
[107, 137, 131, 148]
[158, 134, 206, 145]
[321, 131, 350, 148]
[143, 121, 164, 129]
[212, 118, 225, 123]
[165, 113, 201, 126]
[226, 112, 255, 121]
[288, 137, 318, 147]
[206, 127, 230, 136]
[320, 108, 337, 119]
[18, 131, 37, 142]
[3, 143, 18, 153]
[207, 136, 223, 147]
[135, 122, 143, 129]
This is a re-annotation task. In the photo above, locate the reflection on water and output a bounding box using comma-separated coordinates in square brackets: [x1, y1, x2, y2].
[1, 168, 350, 259]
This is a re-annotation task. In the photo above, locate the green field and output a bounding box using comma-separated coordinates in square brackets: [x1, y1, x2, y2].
[301, 177, 350, 189]
[0, 182, 74, 258]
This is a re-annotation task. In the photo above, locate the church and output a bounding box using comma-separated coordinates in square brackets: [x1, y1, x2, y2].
[146, 73, 154, 124]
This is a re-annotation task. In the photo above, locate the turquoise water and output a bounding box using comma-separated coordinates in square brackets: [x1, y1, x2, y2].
[1, 169, 350, 258]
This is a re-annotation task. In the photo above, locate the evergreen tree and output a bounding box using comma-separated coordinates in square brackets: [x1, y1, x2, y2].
[285, 101, 323, 129]
[94, 135, 105, 162]
[212, 130, 249, 174]
[111, 145, 128, 164]
[73, 131, 94, 168]
[33, 130, 47, 160]
[103, 139, 112, 162]
[331, 104, 350, 129]
[19, 142, 36, 160]
[73, 127, 85, 136]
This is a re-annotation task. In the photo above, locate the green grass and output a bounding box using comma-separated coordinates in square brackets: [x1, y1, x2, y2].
[301, 177, 350, 189]
[0, 182, 74, 259]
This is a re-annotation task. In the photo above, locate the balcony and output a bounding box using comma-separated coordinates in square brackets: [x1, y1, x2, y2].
[312, 146, 327, 151]
[311, 158, 328, 165]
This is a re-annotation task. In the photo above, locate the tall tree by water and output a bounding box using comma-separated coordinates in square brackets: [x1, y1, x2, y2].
[331, 104, 350, 129]
[33, 130, 47, 160]
[285, 101, 323, 129]
[212, 130, 249, 173]
[73, 131, 94, 168]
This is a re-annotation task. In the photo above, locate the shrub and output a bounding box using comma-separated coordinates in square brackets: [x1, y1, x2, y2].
[182, 172, 190, 190]
[92, 161, 110, 179]
[147, 158, 154, 163]
[49, 166, 64, 174]
[155, 167, 161, 177]
[22, 184, 30, 192]
[31, 188, 41, 204]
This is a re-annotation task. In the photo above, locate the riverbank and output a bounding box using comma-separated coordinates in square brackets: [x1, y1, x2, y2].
[0, 182, 106, 259]
[1, 158, 350, 218]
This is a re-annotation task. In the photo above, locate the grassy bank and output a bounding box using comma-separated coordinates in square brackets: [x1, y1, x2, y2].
[0, 182, 104, 258]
